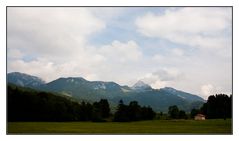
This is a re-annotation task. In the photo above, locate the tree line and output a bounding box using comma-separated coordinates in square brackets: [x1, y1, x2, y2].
[199, 94, 232, 119]
[114, 100, 156, 122]
[167, 94, 232, 120]
[167, 105, 187, 119]
[8, 84, 155, 122]
[8, 84, 232, 121]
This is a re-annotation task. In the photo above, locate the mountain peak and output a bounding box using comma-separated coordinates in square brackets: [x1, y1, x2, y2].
[132, 80, 152, 90]
[65, 77, 86, 81]
[49, 77, 87, 86]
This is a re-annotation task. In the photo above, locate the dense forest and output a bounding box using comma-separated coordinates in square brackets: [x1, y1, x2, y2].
[8, 84, 115, 121]
[8, 84, 155, 122]
[8, 84, 87, 121]
[8, 84, 232, 122]
[200, 94, 232, 119]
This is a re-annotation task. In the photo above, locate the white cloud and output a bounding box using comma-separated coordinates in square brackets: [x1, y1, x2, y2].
[140, 73, 167, 89]
[8, 39, 143, 83]
[100, 40, 142, 63]
[135, 7, 231, 50]
[8, 8, 106, 57]
[134, 7, 232, 98]
[153, 69, 183, 81]
[7, 8, 144, 83]
[201, 84, 214, 99]
[139, 68, 184, 89]
[8, 58, 101, 82]
[200, 84, 232, 99]
[8, 59, 55, 81]
[152, 54, 163, 61]
[151, 80, 167, 89]
[171, 48, 184, 56]
[7, 7, 107, 81]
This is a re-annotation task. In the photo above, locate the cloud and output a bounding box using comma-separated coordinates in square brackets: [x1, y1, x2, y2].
[139, 68, 184, 89]
[8, 59, 56, 81]
[7, 7, 107, 81]
[171, 48, 184, 56]
[99, 40, 142, 63]
[135, 7, 231, 50]
[140, 73, 167, 89]
[8, 8, 106, 57]
[201, 84, 214, 99]
[7, 8, 144, 83]
[200, 84, 231, 99]
[135, 7, 232, 98]
[8, 39, 143, 83]
[151, 80, 167, 89]
[8, 57, 103, 82]
[153, 69, 183, 81]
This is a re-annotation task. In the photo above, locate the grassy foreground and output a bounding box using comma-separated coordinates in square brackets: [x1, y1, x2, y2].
[8, 119, 232, 134]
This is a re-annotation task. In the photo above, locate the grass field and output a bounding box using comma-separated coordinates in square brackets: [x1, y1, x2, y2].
[8, 119, 232, 134]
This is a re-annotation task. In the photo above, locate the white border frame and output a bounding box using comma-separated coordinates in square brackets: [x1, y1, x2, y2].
[1, 0, 238, 141]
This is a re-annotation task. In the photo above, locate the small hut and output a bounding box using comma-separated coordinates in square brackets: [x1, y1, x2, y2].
[194, 114, 206, 120]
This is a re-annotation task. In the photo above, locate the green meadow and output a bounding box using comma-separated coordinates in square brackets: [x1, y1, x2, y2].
[8, 119, 231, 134]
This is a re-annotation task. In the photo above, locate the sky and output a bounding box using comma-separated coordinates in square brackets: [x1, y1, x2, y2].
[7, 7, 232, 99]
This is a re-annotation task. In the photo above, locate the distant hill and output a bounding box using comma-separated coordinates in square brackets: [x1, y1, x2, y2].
[7, 72, 45, 88]
[7, 72, 205, 112]
[40, 77, 124, 101]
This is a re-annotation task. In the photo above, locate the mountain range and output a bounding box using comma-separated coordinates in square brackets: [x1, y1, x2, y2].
[7, 72, 205, 112]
